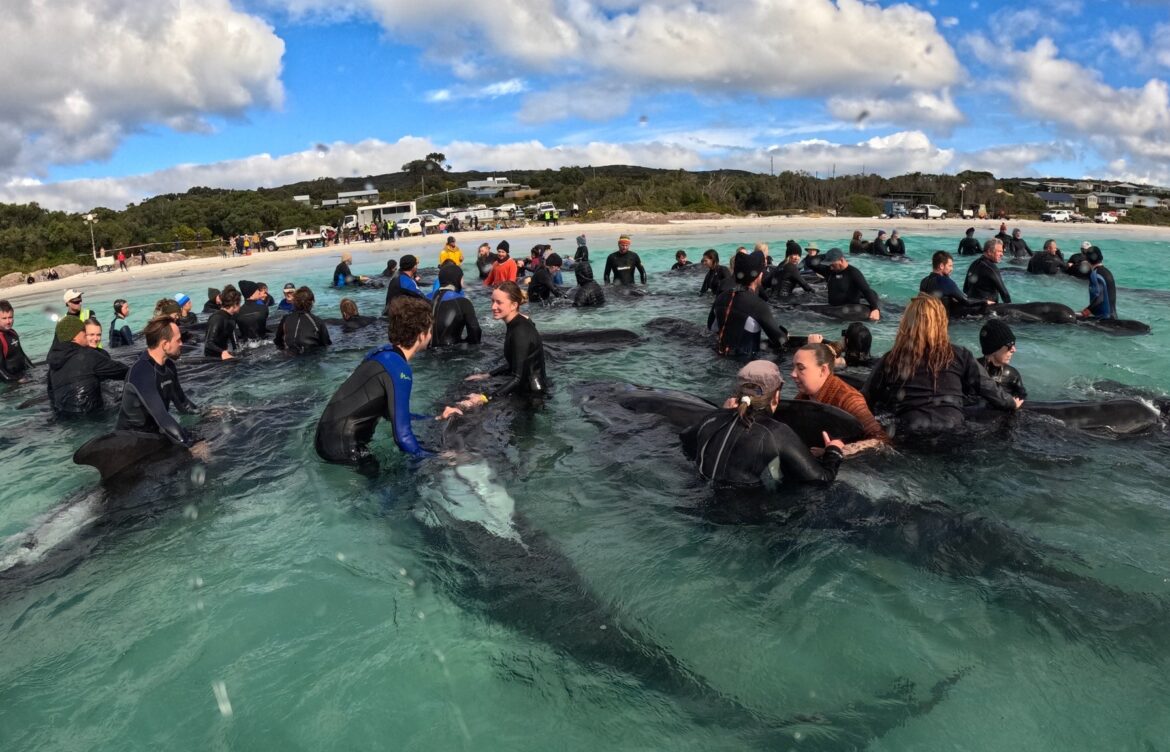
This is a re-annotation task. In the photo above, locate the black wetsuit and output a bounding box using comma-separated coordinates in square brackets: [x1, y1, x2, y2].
[528, 266, 564, 303]
[826, 266, 881, 311]
[274, 310, 332, 354]
[486, 315, 547, 399]
[383, 273, 426, 315]
[0, 328, 34, 382]
[235, 299, 269, 342]
[919, 272, 981, 318]
[204, 309, 239, 358]
[708, 288, 788, 356]
[476, 255, 494, 280]
[977, 356, 1027, 399]
[430, 289, 482, 346]
[604, 250, 647, 285]
[963, 256, 1011, 303]
[1005, 236, 1033, 259]
[679, 410, 843, 487]
[763, 262, 814, 298]
[314, 345, 432, 464]
[115, 352, 196, 446]
[178, 312, 199, 327]
[957, 236, 981, 256]
[995, 231, 1012, 249]
[886, 237, 906, 255]
[108, 315, 134, 348]
[202, 300, 220, 315]
[671, 261, 692, 271]
[572, 262, 605, 307]
[871, 236, 888, 256]
[1027, 252, 1065, 275]
[862, 345, 1016, 435]
[700, 265, 731, 296]
[849, 239, 868, 255]
[46, 341, 128, 414]
[1066, 253, 1091, 279]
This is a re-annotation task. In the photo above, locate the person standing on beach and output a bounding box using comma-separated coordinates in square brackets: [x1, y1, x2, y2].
[604, 235, 647, 286]
[116, 250, 128, 272]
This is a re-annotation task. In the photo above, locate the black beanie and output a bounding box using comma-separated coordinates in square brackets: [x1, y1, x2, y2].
[735, 250, 766, 282]
[238, 279, 258, 299]
[496, 240, 510, 253]
[966, 227, 975, 235]
[785, 240, 802, 257]
[207, 287, 220, 302]
[438, 263, 463, 289]
[545, 253, 562, 267]
[980, 319, 1015, 355]
[1085, 245, 1103, 265]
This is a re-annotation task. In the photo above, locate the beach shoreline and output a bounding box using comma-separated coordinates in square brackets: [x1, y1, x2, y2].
[2, 214, 1162, 302]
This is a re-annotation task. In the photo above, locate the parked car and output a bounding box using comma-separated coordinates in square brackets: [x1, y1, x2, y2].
[1095, 212, 1119, 224]
[1041, 209, 1073, 222]
[909, 204, 947, 219]
[266, 228, 322, 251]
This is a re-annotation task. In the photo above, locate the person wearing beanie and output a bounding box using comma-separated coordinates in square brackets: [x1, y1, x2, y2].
[573, 242, 589, 264]
[978, 320, 1027, 399]
[870, 230, 889, 256]
[46, 316, 127, 415]
[848, 231, 868, 255]
[428, 263, 482, 347]
[762, 242, 815, 299]
[173, 293, 198, 326]
[823, 248, 882, 321]
[528, 252, 566, 304]
[679, 359, 846, 487]
[604, 235, 647, 286]
[709, 249, 789, 357]
[957, 227, 981, 256]
[439, 236, 463, 267]
[235, 279, 269, 344]
[203, 288, 222, 314]
[383, 254, 426, 314]
[1005, 228, 1034, 260]
[483, 242, 518, 287]
[1081, 246, 1117, 320]
[572, 259, 605, 307]
[108, 299, 134, 348]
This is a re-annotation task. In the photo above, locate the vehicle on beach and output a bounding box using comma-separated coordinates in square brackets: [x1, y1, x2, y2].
[396, 216, 443, 236]
[1095, 212, 1119, 223]
[266, 228, 322, 251]
[1041, 209, 1073, 222]
[909, 204, 947, 219]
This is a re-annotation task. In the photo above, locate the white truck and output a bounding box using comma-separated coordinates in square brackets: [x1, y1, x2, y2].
[265, 228, 323, 251]
[1041, 209, 1072, 222]
[1095, 212, 1118, 224]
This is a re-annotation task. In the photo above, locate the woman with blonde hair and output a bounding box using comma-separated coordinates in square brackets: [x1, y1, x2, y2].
[862, 294, 1020, 436]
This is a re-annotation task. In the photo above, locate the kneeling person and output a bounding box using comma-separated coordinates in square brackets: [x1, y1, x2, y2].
[274, 286, 332, 354]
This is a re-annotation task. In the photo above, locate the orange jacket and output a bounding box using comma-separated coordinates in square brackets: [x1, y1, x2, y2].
[798, 374, 889, 442]
[483, 257, 517, 286]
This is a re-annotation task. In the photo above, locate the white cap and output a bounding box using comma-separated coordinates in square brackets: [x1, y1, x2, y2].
[1080, 241, 1091, 250]
[63, 288, 83, 303]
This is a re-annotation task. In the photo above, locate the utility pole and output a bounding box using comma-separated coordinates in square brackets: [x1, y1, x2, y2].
[83, 213, 98, 258]
[770, 155, 774, 177]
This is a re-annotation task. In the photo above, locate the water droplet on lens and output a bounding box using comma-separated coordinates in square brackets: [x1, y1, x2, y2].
[183, 504, 199, 520]
[399, 568, 408, 577]
[211, 680, 233, 717]
[599, 624, 607, 630]
[417, 611, 426, 620]
[191, 576, 204, 589]
[190, 465, 206, 485]
[336, 552, 346, 562]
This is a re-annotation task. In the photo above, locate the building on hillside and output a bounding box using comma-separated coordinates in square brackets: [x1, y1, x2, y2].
[466, 177, 521, 198]
[504, 187, 540, 200]
[337, 189, 379, 204]
[293, 194, 311, 206]
[321, 198, 350, 207]
[1035, 191, 1075, 208]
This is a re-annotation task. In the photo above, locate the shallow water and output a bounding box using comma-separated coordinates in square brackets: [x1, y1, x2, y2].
[2, 228, 1169, 750]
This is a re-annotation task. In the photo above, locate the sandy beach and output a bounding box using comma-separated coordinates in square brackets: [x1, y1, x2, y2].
[2, 215, 1163, 302]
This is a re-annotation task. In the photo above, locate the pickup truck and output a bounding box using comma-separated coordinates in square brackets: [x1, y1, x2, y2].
[909, 204, 947, 219]
[1095, 212, 1118, 224]
[397, 216, 442, 236]
[265, 228, 322, 251]
[1041, 209, 1072, 222]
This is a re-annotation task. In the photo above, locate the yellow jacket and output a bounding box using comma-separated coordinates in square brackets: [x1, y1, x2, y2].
[439, 244, 463, 266]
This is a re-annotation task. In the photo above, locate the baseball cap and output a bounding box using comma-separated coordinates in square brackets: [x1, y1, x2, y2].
[736, 360, 783, 397]
[63, 288, 83, 303]
[822, 248, 844, 263]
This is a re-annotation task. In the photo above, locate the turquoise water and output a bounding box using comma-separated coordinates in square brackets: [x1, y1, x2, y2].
[2, 227, 1169, 750]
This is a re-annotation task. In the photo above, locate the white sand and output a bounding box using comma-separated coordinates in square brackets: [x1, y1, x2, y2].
[2, 215, 1160, 302]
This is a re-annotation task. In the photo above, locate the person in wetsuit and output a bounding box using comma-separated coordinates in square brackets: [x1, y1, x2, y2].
[790, 342, 889, 452]
[862, 294, 1020, 437]
[1027, 239, 1066, 275]
[572, 260, 605, 307]
[994, 222, 1012, 249]
[337, 298, 378, 332]
[849, 231, 868, 256]
[886, 229, 906, 256]
[475, 243, 494, 280]
[870, 230, 889, 256]
[1081, 245, 1118, 320]
[977, 320, 1026, 399]
[1005, 228, 1033, 259]
[1066, 241, 1092, 279]
[234, 280, 269, 344]
[333, 252, 369, 287]
[708, 247, 788, 357]
[699, 249, 731, 296]
[204, 287, 241, 360]
[315, 296, 462, 466]
[0, 300, 34, 384]
[822, 248, 881, 321]
[459, 281, 548, 408]
[680, 360, 845, 487]
[109, 299, 134, 348]
[920, 250, 988, 318]
[671, 250, 692, 270]
[429, 263, 482, 347]
[116, 318, 201, 450]
[604, 235, 647, 286]
[274, 286, 332, 354]
[47, 318, 128, 415]
[762, 243, 815, 299]
[174, 294, 198, 327]
[384, 254, 426, 314]
[278, 283, 297, 312]
[528, 253, 566, 304]
[202, 288, 222, 315]
[957, 227, 981, 256]
[963, 238, 1011, 304]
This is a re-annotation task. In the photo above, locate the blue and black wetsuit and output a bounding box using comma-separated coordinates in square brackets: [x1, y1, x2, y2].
[1087, 266, 1117, 319]
[314, 345, 433, 464]
[383, 273, 426, 315]
[0, 328, 33, 382]
[109, 315, 134, 348]
[115, 352, 196, 446]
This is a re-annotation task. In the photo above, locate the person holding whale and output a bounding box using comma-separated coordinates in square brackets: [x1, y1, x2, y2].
[790, 342, 889, 452]
[458, 281, 548, 408]
[707, 248, 788, 357]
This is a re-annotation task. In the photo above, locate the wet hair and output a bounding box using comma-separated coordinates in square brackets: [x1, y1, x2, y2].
[798, 343, 837, 372]
[293, 286, 315, 312]
[753, 242, 768, 255]
[931, 250, 953, 269]
[339, 298, 358, 319]
[494, 280, 526, 307]
[144, 317, 178, 348]
[387, 295, 433, 348]
[478, 243, 491, 252]
[840, 323, 873, 367]
[84, 318, 102, 330]
[220, 288, 242, 308]
[852, 230, 863, 241]
[113, 298, 128, 314]
[153, 298, 181, 319]
[983, 238, 1002, 255]
[734, 383, 779, 426]
[883, 294, 953, 384]
[675, 249, 687, 260]
[0, 300, 13, 314]
[702, 249, 719, 264]
[1044, 239, 1057, 251]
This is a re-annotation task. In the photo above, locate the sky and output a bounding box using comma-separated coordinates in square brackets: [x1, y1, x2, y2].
[4, 0, 1170, 212]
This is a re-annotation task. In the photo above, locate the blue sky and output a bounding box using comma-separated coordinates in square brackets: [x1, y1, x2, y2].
[4, 0, 1170, 211]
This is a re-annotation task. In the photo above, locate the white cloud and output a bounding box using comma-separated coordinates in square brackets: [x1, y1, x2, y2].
[826, 89, 965, 132]
[0, 0, 284, 175]
[426, 78, 527, 103]
[0, 131, 974, 212]
[518, 85, 633, 124]
[955, 142, 1075, 176]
